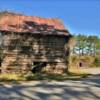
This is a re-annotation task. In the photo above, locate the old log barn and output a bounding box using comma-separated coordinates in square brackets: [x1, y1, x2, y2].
[0, 12, 72, 74]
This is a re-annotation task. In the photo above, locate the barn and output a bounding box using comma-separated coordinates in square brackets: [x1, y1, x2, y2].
[0, 12, 72, 74]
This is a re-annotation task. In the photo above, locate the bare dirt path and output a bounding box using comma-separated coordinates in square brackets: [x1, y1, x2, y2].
[82, 67, 100, 75]
[0, 73, 100, 100]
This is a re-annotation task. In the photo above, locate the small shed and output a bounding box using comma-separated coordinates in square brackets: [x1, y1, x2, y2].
[0, 12, 72, 74]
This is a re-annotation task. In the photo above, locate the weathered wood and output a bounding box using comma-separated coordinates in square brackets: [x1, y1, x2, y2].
[42, 62, 67, 74]
[1, 32, 70, 74]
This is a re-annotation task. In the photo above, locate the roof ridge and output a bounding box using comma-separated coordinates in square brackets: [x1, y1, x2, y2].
[0, 11, 70, 36]
[0, 11, 61, 20]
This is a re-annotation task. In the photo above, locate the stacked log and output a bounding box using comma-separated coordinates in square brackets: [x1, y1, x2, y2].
[1, 32, 69, 74]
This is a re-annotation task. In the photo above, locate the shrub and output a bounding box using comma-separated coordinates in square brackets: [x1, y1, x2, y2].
[94, 56, 100, 67]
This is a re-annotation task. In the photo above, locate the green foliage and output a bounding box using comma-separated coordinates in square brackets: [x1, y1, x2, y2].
[71, 34, 100, 67]
[73, 34, 100, 56]
[18, 73, 89, 81]
[0, 71, 90, 82]
[70, 55, 79, 63]
[94, 56, 100, 67]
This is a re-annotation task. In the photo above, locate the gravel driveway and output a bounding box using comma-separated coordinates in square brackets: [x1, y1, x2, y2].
[0, 73, 100, 100]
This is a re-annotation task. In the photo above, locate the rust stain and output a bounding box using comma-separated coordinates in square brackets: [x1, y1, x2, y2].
[0, 12, 69, 35]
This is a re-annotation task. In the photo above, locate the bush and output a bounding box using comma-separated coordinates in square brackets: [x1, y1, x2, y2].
[70, 55, 95, 68]
[94, 56, 100, 67]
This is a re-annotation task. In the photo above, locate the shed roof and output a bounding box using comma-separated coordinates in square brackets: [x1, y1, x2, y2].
[0, 12, 70, 36]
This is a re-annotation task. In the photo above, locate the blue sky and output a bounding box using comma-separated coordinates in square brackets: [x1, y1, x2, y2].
[0, 0, 100, 37]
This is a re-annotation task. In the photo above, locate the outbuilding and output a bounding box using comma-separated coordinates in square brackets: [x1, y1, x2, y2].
[0, 12, 72, 74]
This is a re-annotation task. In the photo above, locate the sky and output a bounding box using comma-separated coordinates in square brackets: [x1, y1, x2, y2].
[0, 0, 100, 37]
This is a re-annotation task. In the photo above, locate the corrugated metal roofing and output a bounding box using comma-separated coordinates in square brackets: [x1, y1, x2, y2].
[0, 12, 70, 36]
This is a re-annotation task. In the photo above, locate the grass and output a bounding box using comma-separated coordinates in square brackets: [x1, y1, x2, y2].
[0, 73, 89, 84]
[69, 67, 87, 74]
[0, 67, 90, 83]
[26, 73, 89, 81]
[0, 74, 26, 82]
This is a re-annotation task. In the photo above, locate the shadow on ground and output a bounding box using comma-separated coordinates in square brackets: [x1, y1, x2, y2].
[0, 74, 100, 100]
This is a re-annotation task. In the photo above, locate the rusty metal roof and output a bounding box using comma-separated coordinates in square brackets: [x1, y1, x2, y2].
[0, 12, 70, 36]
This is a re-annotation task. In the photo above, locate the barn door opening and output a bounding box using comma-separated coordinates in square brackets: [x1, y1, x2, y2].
[31, 62, 47, 73]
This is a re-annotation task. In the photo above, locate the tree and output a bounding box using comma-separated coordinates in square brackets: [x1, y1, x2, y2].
[73, 34, 87, 55]
[87, 36, 99, 57]
[73, 34, 100, 57]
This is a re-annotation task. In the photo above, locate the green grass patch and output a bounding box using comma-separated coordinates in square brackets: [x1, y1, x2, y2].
[0, 71, 90, 83]
[24, 72, 89, 81]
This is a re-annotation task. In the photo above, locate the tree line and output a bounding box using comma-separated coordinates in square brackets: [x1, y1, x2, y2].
[69, 34, 100, 67]
[71, 34, 100, 57]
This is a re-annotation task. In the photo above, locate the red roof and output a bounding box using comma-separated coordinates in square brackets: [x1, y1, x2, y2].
[0, 12, 70, 36]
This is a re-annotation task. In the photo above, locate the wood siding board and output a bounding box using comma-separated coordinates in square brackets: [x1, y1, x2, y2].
[1, 31, 69, 74]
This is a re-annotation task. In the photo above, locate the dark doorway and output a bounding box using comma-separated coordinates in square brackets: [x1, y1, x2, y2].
[31, 62, 47, 73]
[79, 62, 82, 67]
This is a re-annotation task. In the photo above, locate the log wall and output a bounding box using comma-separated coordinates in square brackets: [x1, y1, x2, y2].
[1, 32, 69, 74]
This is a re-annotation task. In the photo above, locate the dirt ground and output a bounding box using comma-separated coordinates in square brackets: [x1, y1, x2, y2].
[81, 67, 100, 75]
[0, 68, 100, 100]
